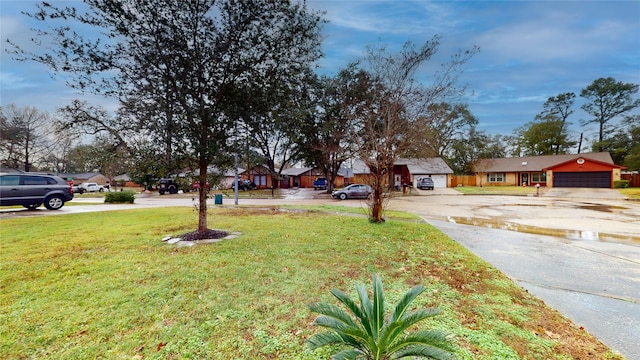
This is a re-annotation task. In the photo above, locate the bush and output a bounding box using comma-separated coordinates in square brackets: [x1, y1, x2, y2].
[307, 274, 455, 360]
[614, 180, 630, 188]
[104, 191, 136, 204]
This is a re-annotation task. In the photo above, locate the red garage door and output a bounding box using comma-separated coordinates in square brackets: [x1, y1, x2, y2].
[553, 172, 611, 188]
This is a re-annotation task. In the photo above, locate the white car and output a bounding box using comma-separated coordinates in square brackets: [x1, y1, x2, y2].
[79, 182, 105, 192]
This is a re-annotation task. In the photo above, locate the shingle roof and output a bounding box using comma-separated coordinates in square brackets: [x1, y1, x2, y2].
[281, 167, 314, 176]
[473, 152, 613, 172]
[57, 172, 103, 179]
[351, 158, 453, 175]
[395, 158, 454, 175]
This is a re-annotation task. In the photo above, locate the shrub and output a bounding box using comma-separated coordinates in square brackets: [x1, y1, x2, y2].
[613, 180, 630, 188]
[104, 191, 135, 204]
[307, 274, 455, 360]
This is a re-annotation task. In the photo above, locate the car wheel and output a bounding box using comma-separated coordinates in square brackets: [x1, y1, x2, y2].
[339, 193, 347, 200]
[23, 203, 41, 210]
[99, 188, 104, 192]
[44, 195, 65, 210]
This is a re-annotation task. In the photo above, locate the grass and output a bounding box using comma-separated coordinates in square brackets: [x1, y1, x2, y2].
[454, 186, 541, 196]
[0, 207, 622, 359]
[618, 187, 640, 199]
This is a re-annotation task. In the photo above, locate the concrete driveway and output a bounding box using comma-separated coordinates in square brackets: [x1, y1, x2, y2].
[387, 189, 639, 359]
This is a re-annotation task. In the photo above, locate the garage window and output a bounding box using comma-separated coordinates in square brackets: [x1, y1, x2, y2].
[487, 173, 506, 182]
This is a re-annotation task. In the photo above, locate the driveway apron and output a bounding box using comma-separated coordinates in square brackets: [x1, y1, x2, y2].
[427, 219, 640, 360]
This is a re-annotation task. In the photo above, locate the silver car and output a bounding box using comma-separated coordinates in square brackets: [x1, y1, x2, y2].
[332, 184, 372, 200]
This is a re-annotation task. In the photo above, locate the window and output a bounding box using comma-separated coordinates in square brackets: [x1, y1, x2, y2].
[0, 175, 20, 186]
[531, 172, 547, 182]
[23, 176, 49, 185]
[254, 175, 267, 186]
[486, 173, 506, 182]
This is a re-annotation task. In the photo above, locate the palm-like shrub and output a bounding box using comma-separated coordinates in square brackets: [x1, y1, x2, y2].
[307, 274, 455, 360]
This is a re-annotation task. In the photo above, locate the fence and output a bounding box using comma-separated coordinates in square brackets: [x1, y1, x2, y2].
[621, 173, 640, 187]
[451, 175, 477, 187]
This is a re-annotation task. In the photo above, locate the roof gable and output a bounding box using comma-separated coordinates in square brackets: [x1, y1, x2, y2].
[395, 157, 453, 174]
[473, 152, 614, 173]
[544, 156, 625, 171]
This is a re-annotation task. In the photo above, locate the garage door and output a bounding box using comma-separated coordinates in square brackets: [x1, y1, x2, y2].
[553, 172, 610, 188]
[413, 175, 447, 188]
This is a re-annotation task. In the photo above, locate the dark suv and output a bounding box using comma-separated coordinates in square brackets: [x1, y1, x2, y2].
[0, 172, 74, 210]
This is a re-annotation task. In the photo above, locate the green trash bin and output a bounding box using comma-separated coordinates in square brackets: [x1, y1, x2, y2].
[214, 194, 223, 205]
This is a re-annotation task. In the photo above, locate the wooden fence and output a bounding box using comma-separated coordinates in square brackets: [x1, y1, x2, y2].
[621, 173, 640, 187]
[450, 175, 477, 187]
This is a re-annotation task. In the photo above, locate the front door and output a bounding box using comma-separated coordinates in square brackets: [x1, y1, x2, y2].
[394, 174, 401, 190]
[521, 173, 529, 186]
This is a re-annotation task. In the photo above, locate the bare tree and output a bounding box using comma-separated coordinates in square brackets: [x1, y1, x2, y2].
[406, 102, 478, 158]
[346, 40, 477, 222]
[0, 104, 54, 171]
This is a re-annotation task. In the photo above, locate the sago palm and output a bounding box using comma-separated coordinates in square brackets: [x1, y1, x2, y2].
[307, 274, 456, 360]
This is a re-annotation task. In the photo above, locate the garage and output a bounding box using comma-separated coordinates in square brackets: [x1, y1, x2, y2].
[553, 171, 611, 188]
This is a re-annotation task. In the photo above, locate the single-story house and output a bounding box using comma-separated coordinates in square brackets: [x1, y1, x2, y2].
[350, 157, 454, 188]
[57, 172, 110, 186]
[279, 167, 350, 188]
[472, 152, 625, 188]
[279, 167, 320, 188]
[192, 167, 247, 189]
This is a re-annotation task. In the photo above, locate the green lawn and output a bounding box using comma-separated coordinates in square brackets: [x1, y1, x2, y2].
[453, 186, 541, 196]
[0, 207, 621, 359]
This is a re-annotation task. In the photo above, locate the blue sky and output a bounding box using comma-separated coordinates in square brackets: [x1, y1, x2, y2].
[2, 1, 639, 143]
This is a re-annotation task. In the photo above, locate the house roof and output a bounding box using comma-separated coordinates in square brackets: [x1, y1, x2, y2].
[193, 167, 246, 177]
[351, 157, 453, 175]
[281, 167, 314, 176]
[57, 172, 104, 179]
[395, 158, 454, 175]
[473, 152, 614, 173]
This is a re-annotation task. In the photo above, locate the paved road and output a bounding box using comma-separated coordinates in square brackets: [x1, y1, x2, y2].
[427, 220, 640, 360]
[3, 188, 639, 358]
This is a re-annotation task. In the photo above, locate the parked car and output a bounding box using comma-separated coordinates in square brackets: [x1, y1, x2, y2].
[0, 172, 74, 210]
[78, 182, 105, 192]
[158, 178, 178, 195]
[313, 177, 328, 190]
[72, 184, 85, 194]
[233, 179, 256, 191]
[192, 181, 211, 191]
[332, 184, 372, 200]
[417, 177, 434, 190]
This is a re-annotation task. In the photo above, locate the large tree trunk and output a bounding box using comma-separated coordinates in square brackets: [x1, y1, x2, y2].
[198, 159, 208, 233]
[370, 170, 385, 223]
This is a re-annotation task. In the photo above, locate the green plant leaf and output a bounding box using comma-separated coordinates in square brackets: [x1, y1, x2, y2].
[391, 344, 456, 360]
[355, 281, 374, 335]
[331, 288, 367, 324]
[388, 329, 455, 356]
[306, 331, 347, 350]
[309, 302, 358, 328]
[371, 274, 385, 342]
[332, 348, 363, 360]
[390, 284, 425, 323]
